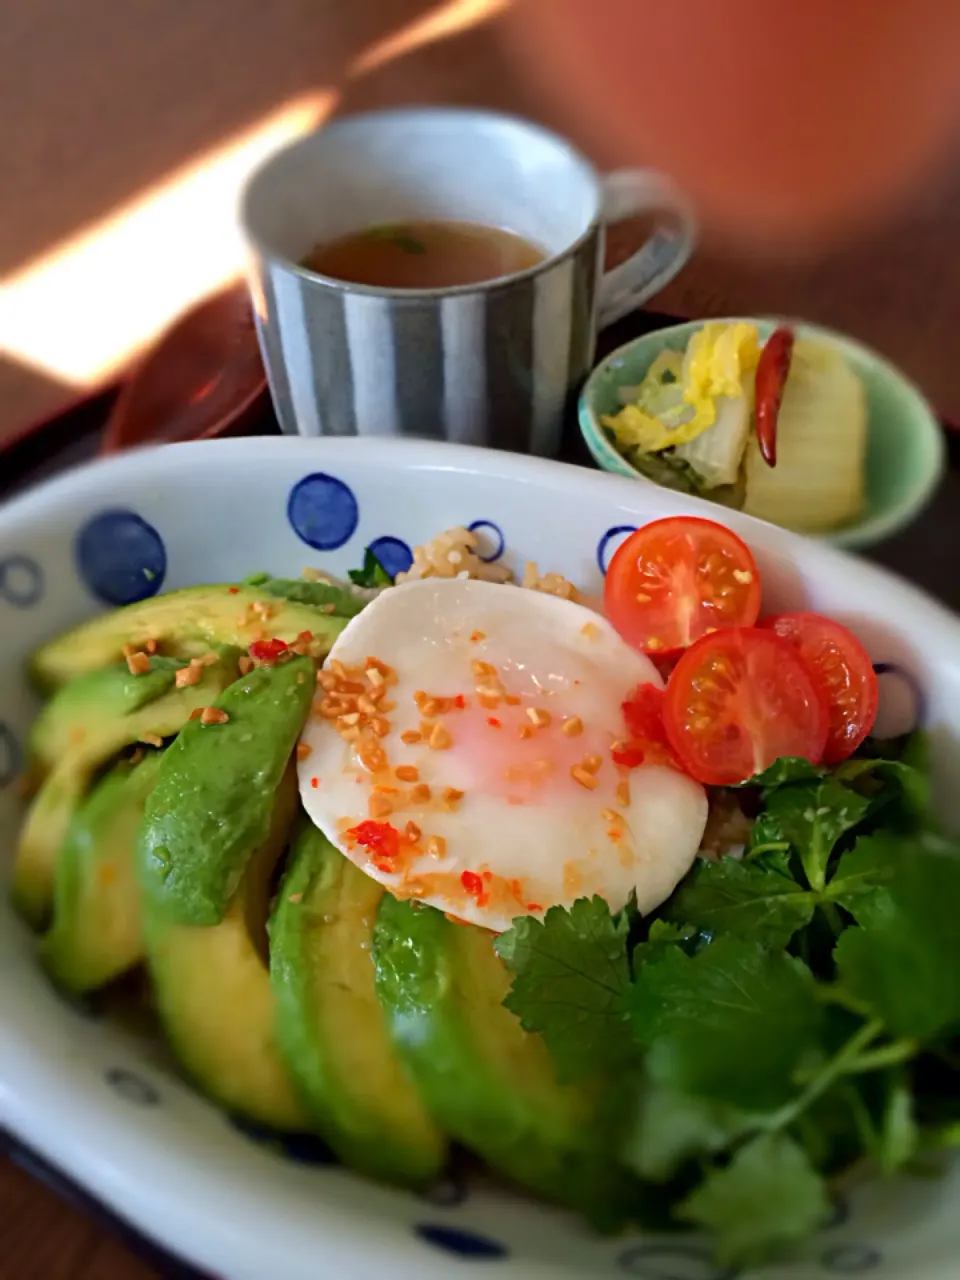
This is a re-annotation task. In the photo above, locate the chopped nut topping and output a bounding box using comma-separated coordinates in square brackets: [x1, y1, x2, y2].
[401, 729, 422, 745]
[296, 742, 313, 761]
[238, 655, 254, 675]
[441, 786, 464, 809]
[126, 651, 151, 675]
[469, 630, 486, 642]
[410, 783, 432, 804]
[428, 722, 452, 750]
[570, 764, 599, 790]
[175, 664, 202, 689]
[426, 835, 447, 858]
[369, 792, 393, 818]
[526, 707, 551, 728]
[580, 621, 600, 640]
[395, 765, 419, 783]
[200, 707, 229, 726]
[145, 639, 158, 654]
[581, 754, 602, 775]
[405, 820, 422, 842]
[140, 733, 163, 748]
[561, 715, 584, 737]
[616, 779, 631, 807]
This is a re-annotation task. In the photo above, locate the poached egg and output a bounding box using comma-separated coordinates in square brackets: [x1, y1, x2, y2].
[298, 577, 708, 932]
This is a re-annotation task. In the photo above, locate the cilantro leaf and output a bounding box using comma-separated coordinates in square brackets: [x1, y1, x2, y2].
[877, 1074, 919, 1174]
[630, 937, 821, 1110]
[495, 896, 634, 1083]
[834, 754, 931, 823]
[678, 1132, 829, 1269]
[663, 854, 816, 949]
[622, 1050, 755, 1181]
[750, 777, 871, 893]
[834, 831, 960, 1039]
[739, 756, 824, 790]
[347, 547, 393, 588]
[825, 834, 894, 921]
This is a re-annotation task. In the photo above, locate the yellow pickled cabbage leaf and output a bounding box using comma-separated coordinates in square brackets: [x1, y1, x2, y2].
[602, 322, 761, 455]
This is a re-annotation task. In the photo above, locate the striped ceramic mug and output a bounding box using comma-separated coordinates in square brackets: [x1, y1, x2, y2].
[241, 107, 695, 457]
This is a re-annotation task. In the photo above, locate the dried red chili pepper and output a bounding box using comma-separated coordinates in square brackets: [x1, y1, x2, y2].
[249, 637, 289, 665]
[754, 325, 795, 468]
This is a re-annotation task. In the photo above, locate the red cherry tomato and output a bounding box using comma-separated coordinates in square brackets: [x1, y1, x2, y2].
[663, 628, 829, 786]
[604, 517, 762, 655]
[760, 612, 879, 764]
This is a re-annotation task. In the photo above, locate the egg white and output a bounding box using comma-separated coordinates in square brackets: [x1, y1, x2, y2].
[298, 578, 708, 932]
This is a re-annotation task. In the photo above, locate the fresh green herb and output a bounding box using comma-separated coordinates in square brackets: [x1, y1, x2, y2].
[677, 1132, 829, 1269]
[748, 776, 870, 893]
[495, 896, 634, 1083]
[630, 937, 821, 1111]
[496, 733, 956, 1268]
[663, 853, 816, 948]
[833, 831, 960, 1039]
[347, 547, 394, 589]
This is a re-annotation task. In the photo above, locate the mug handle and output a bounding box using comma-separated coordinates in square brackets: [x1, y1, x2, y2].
[597, 170, 697, 330]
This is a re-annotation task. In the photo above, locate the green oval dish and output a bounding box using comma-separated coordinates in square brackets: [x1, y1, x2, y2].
[579, 317, 946, 550]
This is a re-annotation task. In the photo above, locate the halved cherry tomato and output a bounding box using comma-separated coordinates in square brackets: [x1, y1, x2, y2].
[604, 516, 762, 655]
[760, 612, 878, 764]
[663, 628, 829, 785]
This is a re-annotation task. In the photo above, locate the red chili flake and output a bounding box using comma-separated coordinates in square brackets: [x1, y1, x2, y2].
[526, 903, 543, 912]
[620, 683, 682, 770]
[189, 707, 204, 721]
[454, 694, 466, 709]
[612, 741, 646, 769]
[296, 630, 314, 643]
[487, 716, 502, 728]
[228, 586, 240, 594]
[461, 869, 489, 905]
[482, 870, 493, 882]
[249, 637, 288, 665]
[310, 776, 319, 789]
[346, 820, 402, 862]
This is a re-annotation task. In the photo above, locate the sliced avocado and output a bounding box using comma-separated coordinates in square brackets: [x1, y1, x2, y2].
[373, 896, 622, 1216]
[254, 576, 366, 620]
[270, 824, 446, 1186]
[139, 655, 314, 925]
[30, 657, 185, 774]
[143, 764, 309, 1130]
[30, 584, 346, 691]
[41, 751, 164, 992]
[12, 655, 237, 930]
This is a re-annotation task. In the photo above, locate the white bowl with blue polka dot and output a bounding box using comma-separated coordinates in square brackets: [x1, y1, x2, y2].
[1, 436, 959, 1280]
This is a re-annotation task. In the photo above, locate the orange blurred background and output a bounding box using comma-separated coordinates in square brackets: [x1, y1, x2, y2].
[1, 0, 959, 444]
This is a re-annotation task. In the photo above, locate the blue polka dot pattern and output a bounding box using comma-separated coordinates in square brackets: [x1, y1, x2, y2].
[368, 535, 413, 578]
[597, 524, 638, 575]
[105, 1067, 160, 1106]
[0, 723, 21, 789]
[467, 520, 505, 562]
[821, 1244, 882, 1273]
[873, 662, 927, 731]
[415, 1224, 508, 1260]
[0, 554, 44, 607]
[76, 510, 166, 606]
[288, 473, 359, 551]
[229, 1115, 338, 1166]
[617, 1243, 740, 1279]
